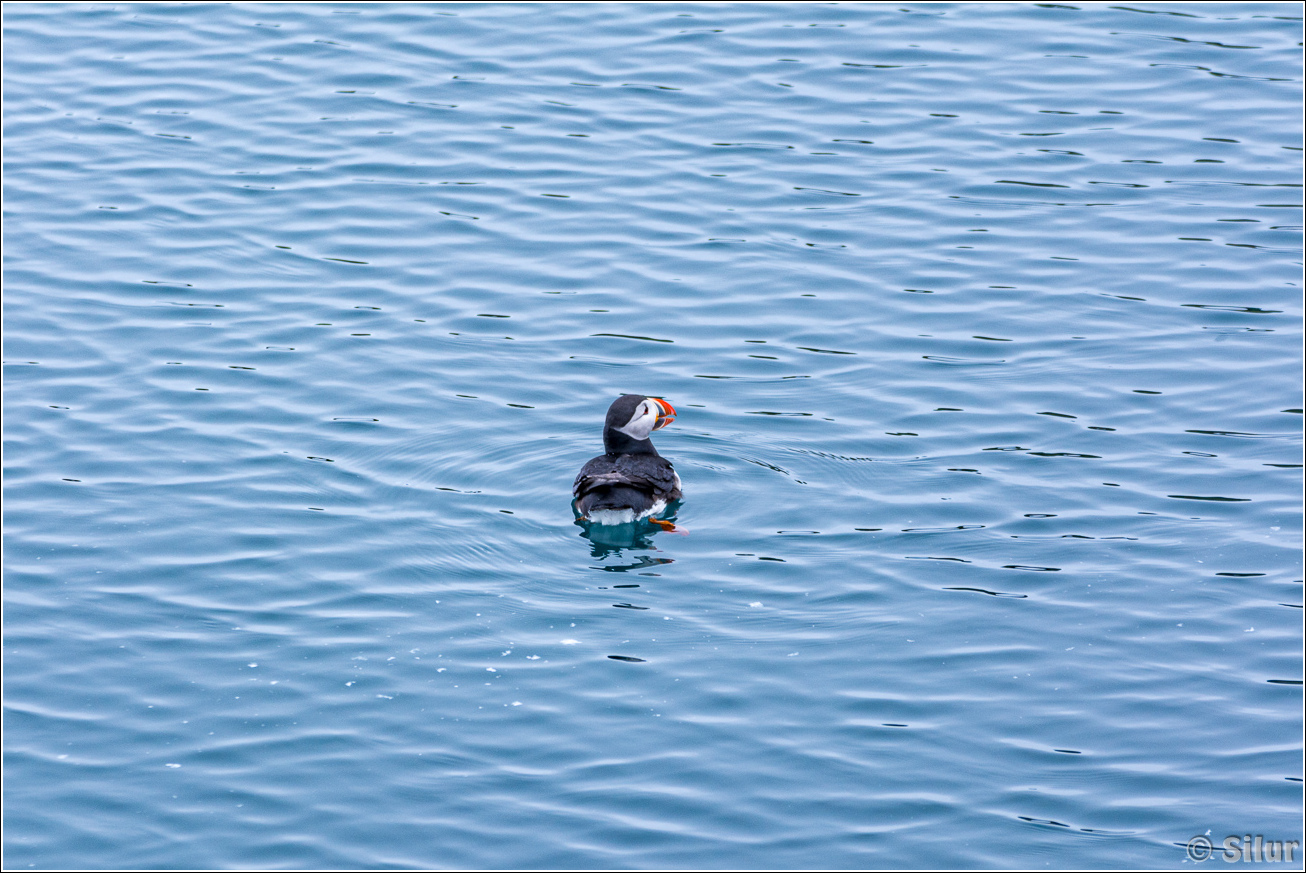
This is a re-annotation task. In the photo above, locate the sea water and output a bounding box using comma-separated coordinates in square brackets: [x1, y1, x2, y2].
[4, 3, 1301, 869]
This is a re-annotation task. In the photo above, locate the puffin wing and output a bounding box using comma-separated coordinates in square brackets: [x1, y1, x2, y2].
[573, 455, 622, 499]
[573, 454, 680, 500]
[616, 453, 680, 498]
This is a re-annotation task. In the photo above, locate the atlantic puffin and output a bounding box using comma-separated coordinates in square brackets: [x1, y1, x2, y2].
[573, 394, 682, 528]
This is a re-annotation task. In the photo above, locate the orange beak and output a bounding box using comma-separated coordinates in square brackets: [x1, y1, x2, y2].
[651, 397, 676, 430]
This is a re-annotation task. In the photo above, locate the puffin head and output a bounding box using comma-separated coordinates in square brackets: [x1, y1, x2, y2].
[605, 394, 676, 442]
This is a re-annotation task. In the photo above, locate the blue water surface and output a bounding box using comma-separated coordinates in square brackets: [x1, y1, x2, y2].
[4, 2, 1302, 869]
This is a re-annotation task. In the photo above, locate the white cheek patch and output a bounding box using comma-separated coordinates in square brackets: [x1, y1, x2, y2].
[616, 405, 657, 440]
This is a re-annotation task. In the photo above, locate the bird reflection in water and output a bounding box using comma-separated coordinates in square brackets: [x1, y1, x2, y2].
[576, 501, 684, 559]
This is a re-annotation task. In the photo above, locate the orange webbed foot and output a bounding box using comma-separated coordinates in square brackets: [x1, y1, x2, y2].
[648, 517, 688, 535]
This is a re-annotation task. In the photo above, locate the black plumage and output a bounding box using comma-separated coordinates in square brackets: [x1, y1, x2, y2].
[573, 394, 681, 523]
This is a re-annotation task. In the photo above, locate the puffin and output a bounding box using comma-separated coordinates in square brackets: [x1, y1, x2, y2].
[573, 394, 682, 528]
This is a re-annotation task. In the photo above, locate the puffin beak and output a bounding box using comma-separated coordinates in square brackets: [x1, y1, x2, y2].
[651, 397, 676, 430]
